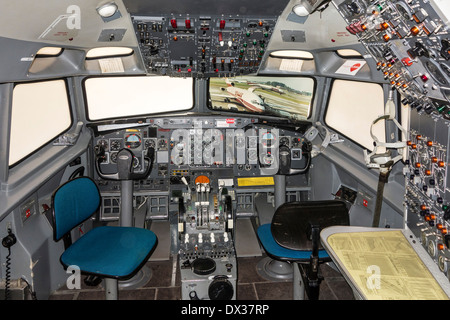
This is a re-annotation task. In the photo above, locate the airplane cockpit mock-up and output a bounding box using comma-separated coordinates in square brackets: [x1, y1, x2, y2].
[1, 0, 450, 305]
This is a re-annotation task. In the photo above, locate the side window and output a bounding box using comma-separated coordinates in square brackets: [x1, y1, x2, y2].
[9, 80, 72, 166]
[325, 80, 385, 151]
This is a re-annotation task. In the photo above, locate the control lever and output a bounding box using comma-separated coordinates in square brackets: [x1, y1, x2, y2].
[278, 145, 291, 175]
[276, 142, 311, 175]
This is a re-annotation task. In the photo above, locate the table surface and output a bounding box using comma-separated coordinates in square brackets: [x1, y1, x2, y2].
[320, 226, 450, 300]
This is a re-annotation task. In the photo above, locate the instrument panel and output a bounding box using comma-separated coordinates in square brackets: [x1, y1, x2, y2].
[94, 116, 311, 182]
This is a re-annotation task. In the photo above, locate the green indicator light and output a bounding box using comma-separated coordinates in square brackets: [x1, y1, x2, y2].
[437, 105, 446, 113]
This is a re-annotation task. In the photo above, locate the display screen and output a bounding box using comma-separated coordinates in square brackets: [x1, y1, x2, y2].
[208, 76, 314, 120]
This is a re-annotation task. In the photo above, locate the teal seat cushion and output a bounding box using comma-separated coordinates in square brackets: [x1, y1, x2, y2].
[61, 226, 157, 279]
[257, 224, 329, 261]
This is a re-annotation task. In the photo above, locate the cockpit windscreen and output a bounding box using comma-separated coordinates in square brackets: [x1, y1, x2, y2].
[84, 76, 193, 120]
[209, 76, 314, 120]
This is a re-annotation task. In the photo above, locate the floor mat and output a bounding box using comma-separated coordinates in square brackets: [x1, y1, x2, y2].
[234, 218, 262, 257]
[149, 220, 171, 261]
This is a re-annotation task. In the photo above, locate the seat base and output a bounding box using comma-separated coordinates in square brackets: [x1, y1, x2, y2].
[257, 224, 329, 261]
[256, 256, 293, 281]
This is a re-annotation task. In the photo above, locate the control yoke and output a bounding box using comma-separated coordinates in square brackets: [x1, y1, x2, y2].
[278, 141, 312, 176]
[95, 147, 155, 181]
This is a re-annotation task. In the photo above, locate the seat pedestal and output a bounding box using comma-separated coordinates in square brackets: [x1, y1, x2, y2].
[256, 256, 293, 281]
[105, 278, 118, 300]
[257, 175, 294, 281]
[118, 265, 152, 289]
[117, 180, 153, 289]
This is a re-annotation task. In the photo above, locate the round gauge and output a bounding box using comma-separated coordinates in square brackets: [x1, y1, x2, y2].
[203, 134, 213, 151]
[280, 136, 289, 147]
[125, 134, 141, 149]
[420, 150, 430, 168]
[248, 149, 258, 162]
[427, 240, 436, 257]
[248, 137, 258, 148]
[203, 144, 212, 154]
[158, 139, 168, 150]
[144, 138, 156, 149]
[110, 152, 118, 164]
[425, 61, 447, 85]
[175, 140, 186, 150]
[195, 138, 203, 151]
[172, 154, 185, 165]
[410, 152, 417, 168]
[236, 136, 245, 148]
[261, 132, 276, 147]
[262, 153, 274, 165]
[98, 139, 108, 150]
[292, 137, 302, 147]
[436, 171, 445, 186]
[132, 156, 139, 169]
[438, 255, 447, 273]
[110, 139, 121, 151]
[440, 63, 450, 77]
[421, 231, 427, 245]
[194, 152, 202, 163]
[396, 2, 412, 20]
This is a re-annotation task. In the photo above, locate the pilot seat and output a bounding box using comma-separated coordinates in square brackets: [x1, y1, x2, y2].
[257, 200, 349, 300]
[52, 176, 158, 300]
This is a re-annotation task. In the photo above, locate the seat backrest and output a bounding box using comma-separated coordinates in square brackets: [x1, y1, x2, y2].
[52, 177, 101, 241]
[271, 200, 349, 251]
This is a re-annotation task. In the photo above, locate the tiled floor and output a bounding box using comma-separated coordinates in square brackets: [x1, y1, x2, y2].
[49, 255, 355, 300]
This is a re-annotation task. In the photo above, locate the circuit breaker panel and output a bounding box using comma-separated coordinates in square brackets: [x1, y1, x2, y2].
[333, 0, 450, 281]
[333, 0, 450, 120]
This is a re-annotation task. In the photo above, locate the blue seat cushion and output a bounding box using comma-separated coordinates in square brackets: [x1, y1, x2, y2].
[61, 226, 157, 279]
[257, 224, 329, 262]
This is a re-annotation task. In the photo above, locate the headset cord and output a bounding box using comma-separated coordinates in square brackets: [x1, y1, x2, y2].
[2, 229, 16, 300]
[4, 247, 11, 300]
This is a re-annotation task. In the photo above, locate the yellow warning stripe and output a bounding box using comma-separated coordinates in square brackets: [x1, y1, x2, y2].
[237, 177, 274, 186]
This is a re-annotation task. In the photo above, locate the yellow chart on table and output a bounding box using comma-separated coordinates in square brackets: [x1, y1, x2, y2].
[327, 230, 449, 300]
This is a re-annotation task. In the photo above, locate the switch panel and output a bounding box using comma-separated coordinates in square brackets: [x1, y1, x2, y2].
[333, 0, 450, 121]
[404, 109, 450, 281]
[132, 15, 278, 77]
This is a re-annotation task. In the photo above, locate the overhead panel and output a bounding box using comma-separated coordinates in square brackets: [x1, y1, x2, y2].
[123, 0, 290, 77]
